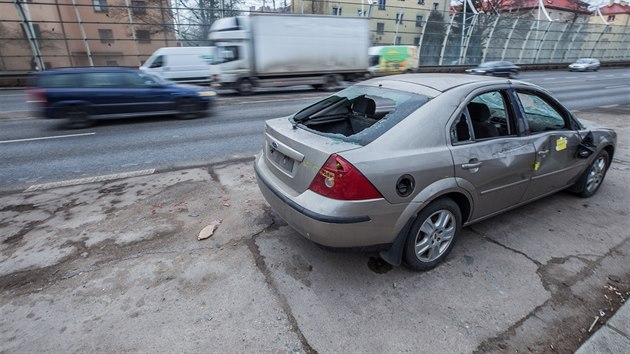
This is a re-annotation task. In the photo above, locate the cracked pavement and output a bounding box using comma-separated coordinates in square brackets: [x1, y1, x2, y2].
[1, 107, 629, 353]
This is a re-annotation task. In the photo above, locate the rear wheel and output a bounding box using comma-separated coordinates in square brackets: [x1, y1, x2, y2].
[572, 150, 610, 198]
[64, 105, 92, 129]
[403, 198, 462, 271]
[237, 78, 253, 95]
[176, 98, 200, 120]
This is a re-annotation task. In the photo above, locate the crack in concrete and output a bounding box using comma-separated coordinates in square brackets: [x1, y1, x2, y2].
[467, 226, 542, 267]
[245, 211, 317, 354]
[472, 226, 630, 352]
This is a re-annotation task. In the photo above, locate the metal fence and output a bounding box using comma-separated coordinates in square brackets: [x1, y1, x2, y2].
[1, 0, 629, 73]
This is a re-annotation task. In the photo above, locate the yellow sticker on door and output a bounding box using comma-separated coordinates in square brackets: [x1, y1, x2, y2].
[556, 137, 568, 151]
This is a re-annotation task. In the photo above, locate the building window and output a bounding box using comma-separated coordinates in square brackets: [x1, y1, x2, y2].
[98, 29, 114, 44]
[32, 24, 41, 39]
[417, 0, 424, 4]
[415, 15, 423, 27]
[357, 9, 367, 16]
[395, 13, 404, 24]
[136, 30, 151, 43]
[332, 7, 342, 16]
[93, 0, 108, 12]
[432, 2, 439, 10]
[378, 0, 386, 10]
[607, 15, 615, 22]
[395, 36, 401, 45]
[376, 22, 385, 34]
[132, 1, 146, 14]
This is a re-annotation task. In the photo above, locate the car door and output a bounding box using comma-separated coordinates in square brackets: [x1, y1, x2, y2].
[81, 72, 129, 116]
[449, 89, 536, 220]
[515, 90, 587, 201]
[122, 72, 173, 114]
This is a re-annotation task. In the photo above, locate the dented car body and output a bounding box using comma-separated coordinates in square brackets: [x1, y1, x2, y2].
[254, 74, 617, 271]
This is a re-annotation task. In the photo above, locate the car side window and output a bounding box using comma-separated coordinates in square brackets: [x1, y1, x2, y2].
[149, 56, 164, 68]
[468, 91, 515, 140]
[450, 112, 472, 144]
[516, 92, 567, 133]
[125, 72, 158, 87]
[82, 73, 124, 88]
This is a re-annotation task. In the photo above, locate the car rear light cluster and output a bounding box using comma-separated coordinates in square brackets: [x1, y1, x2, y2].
[308, 154, 383, 201]
[26, 89, 47, 107]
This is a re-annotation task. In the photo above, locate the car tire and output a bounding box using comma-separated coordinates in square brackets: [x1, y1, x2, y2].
[176, 98, 200, 120]
[64, 105, 92, 129]
[572, 150, 610, 198]
[403, 198, 462, 271]
[237, 79, 253, 95]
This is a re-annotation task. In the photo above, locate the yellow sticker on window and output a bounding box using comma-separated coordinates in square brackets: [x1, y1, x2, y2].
[534, 162, 540, 171]
[556, 137, 567, 151]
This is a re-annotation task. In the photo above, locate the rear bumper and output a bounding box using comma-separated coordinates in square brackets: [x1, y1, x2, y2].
[254, 153, 404, 248]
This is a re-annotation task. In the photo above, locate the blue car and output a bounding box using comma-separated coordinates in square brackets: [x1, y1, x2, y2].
[28, 67, 216, 128]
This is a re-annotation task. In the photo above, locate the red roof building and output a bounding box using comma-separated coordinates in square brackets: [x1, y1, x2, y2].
[597, 1, 630, 25]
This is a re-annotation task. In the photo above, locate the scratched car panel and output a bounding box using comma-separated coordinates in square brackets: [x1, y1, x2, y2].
[255, 74, 617, 271]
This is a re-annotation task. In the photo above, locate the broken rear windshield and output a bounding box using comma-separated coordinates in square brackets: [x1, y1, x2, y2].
[291, 85, 429, 146]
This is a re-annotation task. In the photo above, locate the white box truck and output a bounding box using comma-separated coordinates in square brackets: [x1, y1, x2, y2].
[140, 46, 216, 84]
[209, 14, 369, 94]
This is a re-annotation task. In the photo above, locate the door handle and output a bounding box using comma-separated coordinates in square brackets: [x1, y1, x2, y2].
[538, 149, 549, 156]
[462, 161, 483, 170]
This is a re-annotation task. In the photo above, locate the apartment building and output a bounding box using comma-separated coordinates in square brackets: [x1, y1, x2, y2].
[290, 0, 451, 46]
[0, 0, 176, 71]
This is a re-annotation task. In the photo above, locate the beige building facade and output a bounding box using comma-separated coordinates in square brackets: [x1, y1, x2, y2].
[0, 0, 176, 71]
[290, 0, 451, 46]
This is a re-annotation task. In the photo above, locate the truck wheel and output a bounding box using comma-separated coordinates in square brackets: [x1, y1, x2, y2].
[322, 75, 338, 92]
[237, 79, 253, 95]
[65, 105, 92, 129]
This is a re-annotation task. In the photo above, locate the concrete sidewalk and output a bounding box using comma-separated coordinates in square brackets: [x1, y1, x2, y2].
[1, 106, 629, 352]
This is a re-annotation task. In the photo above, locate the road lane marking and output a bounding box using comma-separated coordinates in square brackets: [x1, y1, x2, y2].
[24, 169, 156, 192]
[601, 104, 620, 108]
[604, 85, 628, 89]
[0, 132, 95, 144]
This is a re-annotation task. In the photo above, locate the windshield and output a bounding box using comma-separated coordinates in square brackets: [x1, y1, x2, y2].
[576, 59, 590, 64]
[292, 85, 429, 145]
[369, 55, 380, 67]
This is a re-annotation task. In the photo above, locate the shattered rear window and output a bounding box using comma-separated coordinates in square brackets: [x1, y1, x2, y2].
[292, 85, 429, 146]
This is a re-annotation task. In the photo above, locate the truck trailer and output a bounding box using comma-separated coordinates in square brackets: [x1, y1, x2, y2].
[209, 14, 370, 94]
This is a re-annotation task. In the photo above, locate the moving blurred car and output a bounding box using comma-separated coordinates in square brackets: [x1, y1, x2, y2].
[28, 67, 216, 128]
[255, 74, 616, 271]
[466, 61, 520, 78]
[569, 58, 600, 72]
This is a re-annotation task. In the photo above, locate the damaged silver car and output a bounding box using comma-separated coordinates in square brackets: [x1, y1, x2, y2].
[254, 74, 617, 271]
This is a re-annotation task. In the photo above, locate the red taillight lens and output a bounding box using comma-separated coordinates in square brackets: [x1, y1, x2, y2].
[26, 89, 47, 107]
[308, 154, 383, 201]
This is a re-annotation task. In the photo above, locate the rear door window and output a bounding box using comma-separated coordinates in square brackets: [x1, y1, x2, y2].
[82, 72, 125, 88]
[38, 73, 81, 88]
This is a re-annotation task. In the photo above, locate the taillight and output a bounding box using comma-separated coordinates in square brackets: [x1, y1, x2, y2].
[308, 154, 383, 201]
[26, 89, 47, 107]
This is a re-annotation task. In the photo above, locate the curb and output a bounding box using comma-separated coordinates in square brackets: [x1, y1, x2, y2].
[575, 302, 630, 353]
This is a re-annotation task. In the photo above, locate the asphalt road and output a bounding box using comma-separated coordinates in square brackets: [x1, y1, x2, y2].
[1, 68, 629, 191]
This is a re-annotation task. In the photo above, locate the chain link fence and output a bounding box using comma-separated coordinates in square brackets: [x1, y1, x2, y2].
[0, 0, 629, 74]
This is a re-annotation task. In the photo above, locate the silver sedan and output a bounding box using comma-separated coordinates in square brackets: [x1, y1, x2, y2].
[255, 74, 616, 271]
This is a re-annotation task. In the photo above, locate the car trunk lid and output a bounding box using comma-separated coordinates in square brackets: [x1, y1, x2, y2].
[263, 117, 361, 194]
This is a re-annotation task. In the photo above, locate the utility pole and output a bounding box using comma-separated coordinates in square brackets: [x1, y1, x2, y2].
[460, 0, 467, 64]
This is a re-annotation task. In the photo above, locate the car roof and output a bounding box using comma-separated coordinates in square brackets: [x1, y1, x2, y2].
[365, 73, 516, 93]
